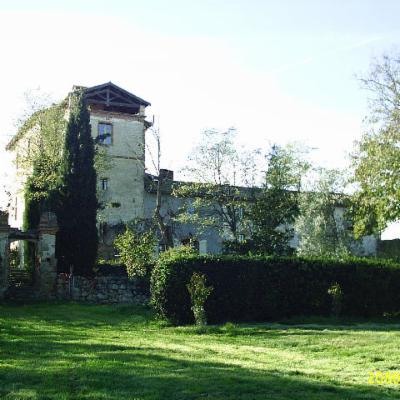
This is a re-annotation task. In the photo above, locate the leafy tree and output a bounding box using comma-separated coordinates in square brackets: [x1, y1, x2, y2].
[114, 226, 157, 278]
[352, 52, 400, 236]
[56, 90, 98, 275]
[251, 144, 309, 255]
[19, 102, 67, 269]
[295, 169, 353, 257]
[173, 128, 259, 241]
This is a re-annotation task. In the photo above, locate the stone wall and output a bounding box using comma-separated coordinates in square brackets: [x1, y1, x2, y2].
[56, 274, 149, 305]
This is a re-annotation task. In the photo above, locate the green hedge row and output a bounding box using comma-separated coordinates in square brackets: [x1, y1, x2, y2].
[150, 255, 400, 325]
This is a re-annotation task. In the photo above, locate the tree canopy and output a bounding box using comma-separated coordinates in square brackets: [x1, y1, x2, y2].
[352, 52, 400, 236]
[251, 144, 309, 255]
[173, 128, 259, 241]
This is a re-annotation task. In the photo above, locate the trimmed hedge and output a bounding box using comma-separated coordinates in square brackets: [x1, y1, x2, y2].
[150, 255, 400, 325]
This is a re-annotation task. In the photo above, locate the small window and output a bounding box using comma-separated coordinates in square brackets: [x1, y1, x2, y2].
[100, 178, 109, 190]
[238, 234, 245, 243]
[98, 123, 112, 145]
[238, 207, 244, 220]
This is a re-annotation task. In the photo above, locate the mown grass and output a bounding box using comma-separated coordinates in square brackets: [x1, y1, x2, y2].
[1, 303, 400, 399]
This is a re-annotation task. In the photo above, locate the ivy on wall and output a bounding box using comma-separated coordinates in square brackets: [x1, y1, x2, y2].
[21, 92, 99, 275]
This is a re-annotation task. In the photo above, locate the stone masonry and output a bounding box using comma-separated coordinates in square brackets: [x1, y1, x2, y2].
[56, 274, 149, 305]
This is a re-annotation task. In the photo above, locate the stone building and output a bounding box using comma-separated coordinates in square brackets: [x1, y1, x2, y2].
[6, 82, 378, 260]
[6, 82, 222, 259]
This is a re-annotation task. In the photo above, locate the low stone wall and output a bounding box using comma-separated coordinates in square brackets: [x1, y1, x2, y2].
[56, 274, 149, 305]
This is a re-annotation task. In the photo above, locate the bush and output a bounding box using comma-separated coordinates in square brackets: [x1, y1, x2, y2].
[150, 255, 400, 325]
[187, 272, 213, 326]
[327, 282, 343, 317]
[114, 228, 157, 278]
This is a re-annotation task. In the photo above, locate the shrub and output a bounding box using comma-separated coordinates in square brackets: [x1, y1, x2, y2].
[150, 255, 400, 325]
[327, 282, 343, 317]
[114, 228, 157, 278]
[187, 272, 213, 326]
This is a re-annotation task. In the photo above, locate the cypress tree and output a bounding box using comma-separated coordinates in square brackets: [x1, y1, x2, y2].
[56, 90, 98, 275]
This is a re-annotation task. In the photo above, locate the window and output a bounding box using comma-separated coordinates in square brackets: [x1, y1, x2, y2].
[238, 234, 245, 243]
[238, 207, 244, 220]
[100, 178, 109, 190]
[98, 123, 112, 145]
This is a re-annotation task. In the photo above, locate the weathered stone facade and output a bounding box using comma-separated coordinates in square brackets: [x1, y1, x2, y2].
[91, 111, 147, 225]
[56, 274, 149, 304]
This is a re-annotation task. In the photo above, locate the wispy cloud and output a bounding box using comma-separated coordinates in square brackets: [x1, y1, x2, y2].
[276, 36, 384, 73]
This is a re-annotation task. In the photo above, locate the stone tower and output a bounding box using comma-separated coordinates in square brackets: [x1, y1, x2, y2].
[77, 83, 151, 256]
[81, 82, 151, 225]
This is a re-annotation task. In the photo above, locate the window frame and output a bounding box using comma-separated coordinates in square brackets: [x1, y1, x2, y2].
[97, 122, 113, 145]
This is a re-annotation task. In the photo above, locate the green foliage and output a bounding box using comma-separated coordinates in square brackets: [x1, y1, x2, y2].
[173, 128, 258, 240]
[352, 53, 400, 236]
[150, 245, 198, 322]
[222, 239, 255, 255]
[327, 282, 343, 317]
[9, 248, 20, 268]
[21, 103, 67, 269]
[251, 144, 309, 255]
[378, 239, 400, 262]
[21, 103, 67, 217]
[251, 188, 297, 255]
[295, 169, 354, 258]
[3, 303, 400, 400]
[158, 245, 198, 263]
[151, 254, 400, 325]
[56, 90, 98, 275]
[114, 227, 157, 278]
[186, 272, 213, 326]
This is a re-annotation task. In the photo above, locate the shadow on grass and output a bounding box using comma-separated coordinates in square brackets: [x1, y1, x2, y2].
[1, 304, 399, 399]
[0, 332, 398, 400]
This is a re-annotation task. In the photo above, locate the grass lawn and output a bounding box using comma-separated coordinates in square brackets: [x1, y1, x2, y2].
[1, 303, 400, 399]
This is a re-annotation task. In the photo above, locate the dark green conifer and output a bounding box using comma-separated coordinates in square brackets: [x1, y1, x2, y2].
[56, 91, 98, 275]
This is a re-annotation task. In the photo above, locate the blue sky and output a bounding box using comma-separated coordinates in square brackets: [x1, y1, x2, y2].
[0, 0, 399, 234]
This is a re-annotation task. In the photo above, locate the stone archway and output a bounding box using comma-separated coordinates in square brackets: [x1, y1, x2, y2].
[0, 211, 58, 299]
